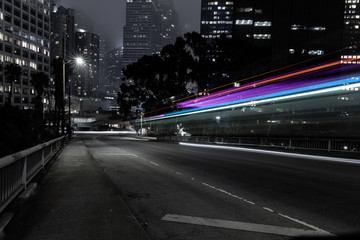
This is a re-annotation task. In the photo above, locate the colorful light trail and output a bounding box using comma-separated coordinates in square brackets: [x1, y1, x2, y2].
[142, 75, 360, 122]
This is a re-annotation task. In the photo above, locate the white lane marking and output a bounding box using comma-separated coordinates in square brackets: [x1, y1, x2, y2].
[176, 172, 183, 175]
[150, 161, 159, 166]
[201, 182, 332, 235]
[179, 142, 360, 165]
[278, 213, 331, 234]
[243, 199, 255, 205]
[202, 182, 245, 200]
[263, 207, 274, 213]
[161, 214, 329, 237]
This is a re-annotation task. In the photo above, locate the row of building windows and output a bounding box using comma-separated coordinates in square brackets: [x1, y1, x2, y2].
[0, 33, 50, 57]
[202, 20, 233, 25]
[289, 49, 324, 55]
[0, 85, 35, 95]
[1, 0, 50, 17]
[0, 94, 37, 105]
[0, 53, 48, 70]
[208, 2, 233, 6]
[346, 0, 360, 3]
[290, 25, 326, 31]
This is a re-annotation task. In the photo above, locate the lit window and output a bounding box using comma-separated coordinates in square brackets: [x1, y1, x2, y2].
[239, 8, 252, 12]
[309, 26, 326, 31]
[254, 21, 272, 27]
[253, 34, 271, 39]
[236, 19, 253, 25]
[308, 50, 324, 55]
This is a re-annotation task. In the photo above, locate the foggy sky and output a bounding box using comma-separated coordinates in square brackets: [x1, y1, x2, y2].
[60, 0, 201, 49]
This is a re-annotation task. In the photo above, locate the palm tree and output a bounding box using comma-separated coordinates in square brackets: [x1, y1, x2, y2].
[31, 71, 50, 141]
[4, 63, 22, 105]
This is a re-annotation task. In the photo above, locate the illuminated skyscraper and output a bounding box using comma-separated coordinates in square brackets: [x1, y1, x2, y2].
[200, 0, 234, 40]
[154, 0, 179, 54]
[123, 0, 158, 67]
[342, 0, 360, 64]
[0, 0, 51, 108]
[123, 0, 178, 67]
[74, 30, 100, 97]
[201, 0, 345, 74]
[50, 6, 75, 60]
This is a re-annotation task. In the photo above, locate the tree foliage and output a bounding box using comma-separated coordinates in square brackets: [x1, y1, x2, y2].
[4, 63, 22, 105]
[31, 71, 50, 140]
[118, 32, 251, 118]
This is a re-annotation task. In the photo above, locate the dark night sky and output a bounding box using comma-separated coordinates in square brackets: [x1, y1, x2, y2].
[60, 0, 201, 49]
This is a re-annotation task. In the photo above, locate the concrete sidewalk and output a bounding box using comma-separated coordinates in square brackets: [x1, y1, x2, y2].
[3, 138, 149, 240]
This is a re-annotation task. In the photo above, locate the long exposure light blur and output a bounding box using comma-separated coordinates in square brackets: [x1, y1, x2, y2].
[176, 58, 359, 108]
[142, 77, 360, 122]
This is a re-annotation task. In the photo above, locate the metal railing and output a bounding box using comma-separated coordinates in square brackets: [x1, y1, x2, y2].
[0, 136, 66, 214]
[157, 136, 360, 153]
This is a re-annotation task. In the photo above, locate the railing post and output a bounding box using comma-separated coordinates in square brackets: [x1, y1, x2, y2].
[328, 140, 331, 152]
[22, 157, 27, 190]
[289, 139, 292, 148]
[42, 149, 45, 169]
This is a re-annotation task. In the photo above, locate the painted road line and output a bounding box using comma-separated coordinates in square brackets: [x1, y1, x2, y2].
[278, 213, 331, 234]
[201, 182, 332, 235]
[161, 214, 329, 237]
[179, 142, 360, 165]
[150, 161, 159, 166]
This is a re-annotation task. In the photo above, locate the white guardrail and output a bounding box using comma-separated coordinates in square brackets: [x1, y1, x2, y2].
[0, 136, 66, 214]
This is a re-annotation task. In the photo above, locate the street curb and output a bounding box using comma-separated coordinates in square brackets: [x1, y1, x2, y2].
[19, 183, 38, 199]
[0, 212, 14, 240]
[0, 183, 37, 240]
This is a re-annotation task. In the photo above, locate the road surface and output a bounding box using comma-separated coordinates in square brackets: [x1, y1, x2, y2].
[78, 134, 360, 239]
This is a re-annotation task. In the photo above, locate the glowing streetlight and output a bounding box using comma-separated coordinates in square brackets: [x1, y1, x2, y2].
[75, 57, 85, 66]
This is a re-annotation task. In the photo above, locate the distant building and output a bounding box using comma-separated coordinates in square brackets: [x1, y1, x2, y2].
[105, 47, 123, 96]
[98, 39, 108, 94]
[123, 0, 158, 67]
[0, 0, 51, 108]
[74, 30, 100, 98]
[123, 0, 179, 68]
[200, 0, 234, 40]
[342, 0, 360, 64]
[154, 0, 179, 54]
[50, 5, 75, 60]
[201, 0, 347, 76]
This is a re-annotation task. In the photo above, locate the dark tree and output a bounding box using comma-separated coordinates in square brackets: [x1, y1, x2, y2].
[51, 58, 64, 136]
[4, 63, 22, 105]
[118, 32, 252, 118]
[31, 71, 50, 141]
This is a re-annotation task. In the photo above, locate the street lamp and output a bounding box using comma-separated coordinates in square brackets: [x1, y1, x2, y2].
[75, 57, 85, 66]
[65, 56, 85, 137]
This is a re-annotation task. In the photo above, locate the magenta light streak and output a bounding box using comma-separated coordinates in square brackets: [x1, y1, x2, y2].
[177, 64, 352, 109]
[177, 76, 342, 109]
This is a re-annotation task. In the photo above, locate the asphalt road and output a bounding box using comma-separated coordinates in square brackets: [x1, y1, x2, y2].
[81, 134, 360, 240]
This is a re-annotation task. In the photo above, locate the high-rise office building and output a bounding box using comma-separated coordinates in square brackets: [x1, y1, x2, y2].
[50, 5, 75, 60]
[200, 0, 234, 40]
[0, 0, 51, 108]
[342, 0, 360, 64]
[98, 39, 108, 94]
[74, 30, 100, 97]
[105, 47, 123, 95]
[123, 0, 158, 67]
[123, 0, 179, 67]
[154, 0, 178, 54]
[201, 0, 346, 76]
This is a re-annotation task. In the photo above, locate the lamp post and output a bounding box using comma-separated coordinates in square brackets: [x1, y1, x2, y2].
[140, 112, 144, 138]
